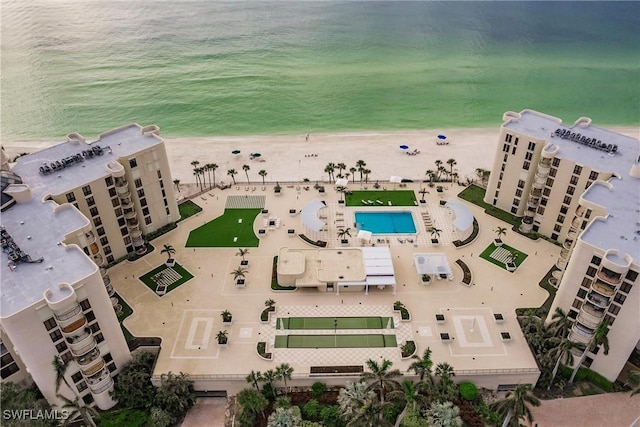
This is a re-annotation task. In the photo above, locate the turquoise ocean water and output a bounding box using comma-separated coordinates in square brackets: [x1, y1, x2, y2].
[1, 1, 638, 140]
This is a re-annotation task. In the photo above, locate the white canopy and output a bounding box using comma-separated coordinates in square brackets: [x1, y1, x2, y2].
[445, 198, 474, 231]
[357, 229, 372, 242]
[335, 178, 348, 187]
[337, 247, 397, 294]
[413, 253, 452, 277]
[390, 175, 402, 183]
[300, 198, 326, 232]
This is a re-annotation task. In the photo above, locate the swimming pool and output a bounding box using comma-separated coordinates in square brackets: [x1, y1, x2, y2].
[355, 211, 416, 234]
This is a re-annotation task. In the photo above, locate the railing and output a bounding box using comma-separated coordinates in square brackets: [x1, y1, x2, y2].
[581, 302, 605, 318]
[54, 305, 82, 322]
[86, 367, 110, 386]
[93, 254, 104, 266]
[596, 269, 622, 285]
[124, 210, 137, 219]
[85, 231, 96, 245]
[563, 240, 573, 250]
[66, 328, 92, 345]
[70, 340, 96, 357]
[77, 349, 101, 366]
[61, 317, 87, 334]
[126, 219, 139, 229]
[587, 292, 610, 308]
[572, 217, 582, 228]
[591, 280, 615, 297]
[89, 378, 113, 395]
[577, 310, 602, 329]
[531, 188, 542, 197]
[81, 359, 105, 376]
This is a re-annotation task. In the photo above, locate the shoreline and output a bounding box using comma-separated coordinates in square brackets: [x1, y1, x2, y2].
[3, 126, 638, 196]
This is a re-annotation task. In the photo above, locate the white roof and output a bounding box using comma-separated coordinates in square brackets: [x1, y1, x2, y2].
[357, 229, 372, 241]
[413, 253, 452, 276]
[335, 178, 348, 187]
[300, 198, 326, 232]
[445, 198, 474, 231]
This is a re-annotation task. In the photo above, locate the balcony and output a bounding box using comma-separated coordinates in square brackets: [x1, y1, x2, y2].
[126, 219, 139, 229]
[596, 269, 622, 286]
[130, 229, 143, 239]
[572, 217, 582, 228]
[100, 267, 108, 277]
[534, 174, 547, 186]
[570, 323, 594, 344]
[531, 188, 542, 197]
[89, 242, 100, 255]
[69, 340, 97, 357]
[563, 240, 574, 250]
[66, 328, 92, 348]
[90, 377, 114, 395]
[103, 275, 111, 287]
[560, 248, 570, 259]
[522, 216, 534, 225]
[77, 348, 101, 366]
[105, 283, 115, 297]
[556, 258, 567, 270]
[85, 231, 96, 245]
[81, 359, 105, 376]
[535, 169, 549, 180]
[93, 254, 104, 266]
[591, 280, 615, 297]
[587, 292, 610, 309]
[120, 198, 134, 209]
[61, 316, 87, 334]
[575, 206, 586, 217]
[54, 305, 82, 323]
[114, 177, 128, 188]
[124, 209, 137, 219]
[86, 367, 111, 390]
[567, 229, 578, 240]
[577, 309, 603, 329]
[539, 157, 552, 166]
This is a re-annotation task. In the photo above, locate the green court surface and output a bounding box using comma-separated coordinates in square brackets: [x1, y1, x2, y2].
[278, 316, 394, 330]
[185, 208, 260, 247]
[345, 190, 417, 207]
[275, 334, 397, 348]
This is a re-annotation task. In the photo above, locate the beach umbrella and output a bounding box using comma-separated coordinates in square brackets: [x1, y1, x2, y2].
[399, 144, 409, 150]
[251, 152, 261, 158]
[335, 178, 348, 187]
[232, 149, 241, 155]
[437, 135, 447, 140]
[390, 175, 402, 190]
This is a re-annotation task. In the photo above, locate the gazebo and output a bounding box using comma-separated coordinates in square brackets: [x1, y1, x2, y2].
[300, 198, 326, 232]
[413, 253, 453, 282]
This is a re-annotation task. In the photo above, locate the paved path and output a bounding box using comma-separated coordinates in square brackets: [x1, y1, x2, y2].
[530, 392, 639, 427]
[180, 397, 228, 427]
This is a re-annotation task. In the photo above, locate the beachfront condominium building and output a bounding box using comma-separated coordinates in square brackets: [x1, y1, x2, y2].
[0, 124, 180, 409]
[484, 109, 639, 382]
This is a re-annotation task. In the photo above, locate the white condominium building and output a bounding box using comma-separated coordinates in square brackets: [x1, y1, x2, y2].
[1, 124, 180, 409]
[485, 109, 639, 382]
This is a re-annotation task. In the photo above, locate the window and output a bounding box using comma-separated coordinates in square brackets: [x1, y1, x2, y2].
[580, 277, 591, 288]
[514, 137, 519, 146]
[49, 330, 63, 343]
[82, 394, 94, 405]
[571, 299, 582, 309]
[157, 170, 162, 179]
[586, 267, 597, 277]
[161, 189, 166, 198]
[140, 198, 148, 207]
[585, 209, 592, 219]
[604, 314, 615, 325]
[495, 191, 499, 198]
[95, 333, 105, 344]
[118, 218, 125, 227]
[137, 189, 145, 198]
[567, 186, 575, 196]
[76, 381, 88, 393]
[528, 141, 536, 151]
[541, 197, 548, 206]
[79, 299, 91, 311]
[515, 189, 523, 197]
[61, 352, 73, 364]
[115, 207, 123, 217]
[570, 176, 579, 185]
[105, 176, 114, 187]
[614, 293, 626, 304]
[546, 177, 555, 188]
[589, 171, 598, 180]
[517, 180, 525, 189]
[86, 196, 95, 207]
[560, 206, 568, 215]
[55, 342, 68, 353]
[97, 227, 105, 237]
[85, 311, 96, 322]
[160, 179, 164, 188]
[129, 158, 138, 168]
[107, 255, 114, 263]
[142, 207, 150, 216]
[537, 207, 545, 215]
[124, 236, 131, 245]
[557, 215, 565, 223]
[553, 224, 561, 232]
[522, 161, 529, 170]
[505, 134, 512, 143]
[501, 164, 506, 172]
[66, 192, 76, 203]
[510, 207, 517, 214]
[591, 256, 602, 265]
[71, 372, 83, 383]
[608, 304, 620, 315]
[144, 216, 152, 225]
[107, 363, 117, 373]
[104, 245, 112, 255]
[620, 282, 633, 294]
[43, 317, 57, 331]
[563, 196, 572, 205]
[89, 323, 100, 333]
[512, 147, 517, 155]
[93, 217, 102, 227]
[552, 158, 561, 167]
[103, 353, 113, 363]
[503, 154, 508, 162]
[568, 310, 578, 319]
[89, 207, 99, 217]
[583, 357, 593, 368]
[1, 362, 19, 379]
[108, 188, 117, 197]
[626, 270, 639, 282]
[134, 178, 143, 188]
[166, 207, 171, 215]
[513, 198, 520, 206]
[100, 237, 108, 246]
[120, 227, 128, 236]
[585, 181, 592, 189]
[577, 289, 587, 299]
[573, 165, 583, 175]
[525, 152, 533, 161]
[82, 185, 92, 196]
[549, 168, 557, 177]
[111, 198, 120, 208]
[551, 233, 558, 240]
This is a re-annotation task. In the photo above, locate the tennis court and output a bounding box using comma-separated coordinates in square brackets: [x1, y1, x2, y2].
[274, 334, 397, 348]
[278, 316, 394, 330]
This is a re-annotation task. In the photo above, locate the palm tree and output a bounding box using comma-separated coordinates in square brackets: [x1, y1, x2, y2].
[570, 320, 610, 383]
[231, 267, 247, 281]
[434, 362, 456, 400]
[624, 369, 640, 396]
[348, 398, 393, 427]
[429, 227, 442, 241]
[52, 355, 73, 395]
[336, 185, 347, 201]
[363, 168, 371, 183]
[490, 383, 540, 427]
[446, 158, 457, 180]
[58, 394, 99, 427]
[426, 169, 436, 183]
[324, 163, 335, 183]
[387, 380, 430, 427]
[210, 163, 218, 187]
[337, 162, 347, 177]
[193, 169, 201, 190]
[275, 363, 294, 393]
[548, 307, 571, 338]
[173, 179, 181, 192]
[425, 401, 462, 427]
[236, 248, 249, 261]
[548, 337, 584, 389]
[349, 167, 357, 181]
[200, 164, 209, 188]
[259, 169, 267, 185]
[419, 188, 428, 202]
[242, 164, 251, 183]
[361, 359, 402, 404]
[262, 369, 278, 398]
[227, 169, 238, 185]
[408, 348, 434, 384]
[434, 160, 443, 181]
[237, 388, 269, 421]
[338, 227, 352, 240]
[494, 226, 507, 243]
[216, 330, 228, 344]
[246, 370, 263, 391]
[161, 244, 176, 262]
[356, 160, 367, 182]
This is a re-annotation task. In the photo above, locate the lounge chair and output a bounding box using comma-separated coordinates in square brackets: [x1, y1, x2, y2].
[376, 200, 384, 205]
[388, 201, 392, 206]
[361, 200, 367, 205]
[367, 200, 374, 205]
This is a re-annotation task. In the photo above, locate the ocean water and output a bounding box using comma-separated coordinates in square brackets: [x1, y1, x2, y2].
[1, 1, 638, 140]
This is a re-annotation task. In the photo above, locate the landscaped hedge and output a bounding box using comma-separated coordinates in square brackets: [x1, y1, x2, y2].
[459, 382, 478, 401]
[559, 366, 614, 392]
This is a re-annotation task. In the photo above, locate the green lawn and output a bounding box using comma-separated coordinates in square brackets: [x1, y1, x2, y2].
[275, 334, 397, 348]
[272, 256, 296, 291]
[279, 317, 394, 330]
[186, 208, 261, 247]
[479, 242, 528, 272]
[345, 190, 417, 207]
[178, 200, 202, 222]
[139, 263, 194, 294]
[457, 185, 520, 227]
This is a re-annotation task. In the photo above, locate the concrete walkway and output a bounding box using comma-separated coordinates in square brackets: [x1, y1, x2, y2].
[530, 392, 639, 427]
[180, 397, 228, 427]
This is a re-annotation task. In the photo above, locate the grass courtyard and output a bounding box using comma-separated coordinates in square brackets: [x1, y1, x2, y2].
[479, 242, 528, 272]
[274, 334, 397, 348]
[185, 208, 261, 247]
[139, 263, 194, 294]
[278, 316, 394, 330]
[345, 190, 417, 207]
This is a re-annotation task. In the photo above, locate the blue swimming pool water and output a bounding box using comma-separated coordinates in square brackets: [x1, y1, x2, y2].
[355, 211, 416, 234]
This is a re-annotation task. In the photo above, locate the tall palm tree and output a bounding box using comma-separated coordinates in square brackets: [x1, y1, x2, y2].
[200, 164, 209, 189]
[227, 169, 238, 185]
[494, 226, 507, 242]
[52, 355, 73, 395]
[548, 337, 584, 389]
[161, 244, 176, 262]
[210, 163, 218, 187]
[387, 380, 430, 427]
[242, 164, 251, 183]
[262, 369, 278, 398]
[490, 384, 540, 427]
[570, 320, 610, 383]
[548, 307, 571, 338]
[193, 169, 201, 190]
[337, 162, 347, 177]
[426, 169, 436, 183]
[361, 359, 402, 404]
[246, 370, 263, 391]
[434, 160, 443, 181]
[336, 185, 347, 201]
[434, 362, 456, 400]
[58, 394, 99, 427]
[173, 179, 181, 192]
[408, 348, 433, 382]
[275, 363, 294, 393]
[363, 168, 371, 183]
[258, 170, 267, 185]
[419, 188, 428, 202]
[349, 167, 357, 181]
[356, 160, 367, 182]
[324, 163, 335, 183]
[446, 158, 457, 179]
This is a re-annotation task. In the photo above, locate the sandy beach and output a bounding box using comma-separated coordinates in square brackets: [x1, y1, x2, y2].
[3, 126, 638, 196]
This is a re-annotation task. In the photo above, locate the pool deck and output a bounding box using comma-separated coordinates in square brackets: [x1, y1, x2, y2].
[110, 182, 558, 392]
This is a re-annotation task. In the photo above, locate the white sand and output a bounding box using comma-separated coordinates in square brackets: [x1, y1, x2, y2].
[3, 126, 638, 194]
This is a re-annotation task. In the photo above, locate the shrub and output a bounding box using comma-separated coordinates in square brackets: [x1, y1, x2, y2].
[275, 396, 292, 409]
[459, 382, 478, 401]
[260, 309, 270, 322]
[303, 399, 321, 420]
[311, 382, 327, 398]
[401, 341, 416, 358]
[320, 405, 345, 427]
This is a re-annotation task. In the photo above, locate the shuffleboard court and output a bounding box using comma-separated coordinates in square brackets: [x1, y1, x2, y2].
[274, 334, 397, 348]
[278, 316, 394, 330]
